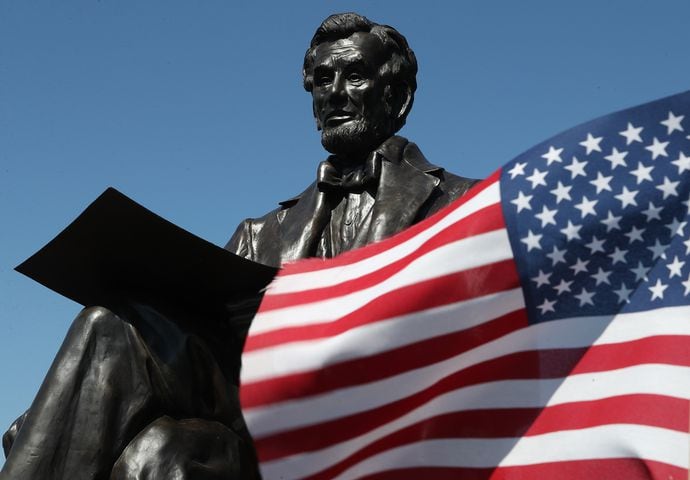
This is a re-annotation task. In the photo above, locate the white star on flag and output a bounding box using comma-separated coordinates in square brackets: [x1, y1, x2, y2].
[667, 218, 687, 237]
[553, 279, 573, 295]
[592, 267, 612, 286]
[613, 284, 633, 303]
[579, 133, 603, 154]
[647, 239, 668, 260]
[537, 298, 557, 313]
[590, 172, 613, 193]
[550, 181, 572, 203]
[521, 229, 542, 251]
[570, 258, 589, 274]
[629, 162, 654, 184]
[560, 220, 582, 240]
[602, 211, 622, 232]
[608, 247, 627, 265]
[511, 191, 533, 212]
[645, 137, 669, 159]
[642, 202, 663, 221]
[526, 168, 548, 188]
[666, 256, 685, 278]
[604, 147, 628, 169]
[535, 205, 558, 227]
[532, 269, 551, 287]
[507, 161, 527, 179]
[656, 177, 680, 199]
[564, 156, 588, 178]
[541, 146, 563, 165]
[624, 226, 645, 243]
[574, 196, 598, 218]
[660, 111, 684, 134]
[574, 288, 595, 306]
[631, 261, 650, 281]
[619, 122, 644, 144]
[585, 235, 606, 253]
[671, 152, 690, 173]
[648, 279, 668, 300]
[546, 245, 566, 265]
[614, 186, 638, 208]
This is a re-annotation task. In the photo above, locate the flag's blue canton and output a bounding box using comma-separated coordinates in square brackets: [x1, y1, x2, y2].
[500, 91, 690, 323]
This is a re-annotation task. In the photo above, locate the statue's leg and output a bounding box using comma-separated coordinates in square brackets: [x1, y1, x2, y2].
[2, 306, 161, 479]
[2, 303, 253, 480]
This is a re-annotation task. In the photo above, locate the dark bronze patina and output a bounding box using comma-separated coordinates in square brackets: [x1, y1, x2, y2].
[2, 13, 477, 479]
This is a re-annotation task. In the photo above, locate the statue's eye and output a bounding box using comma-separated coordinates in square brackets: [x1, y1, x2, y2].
[315, 74, 332, 86]
[348, 72, 363, 83]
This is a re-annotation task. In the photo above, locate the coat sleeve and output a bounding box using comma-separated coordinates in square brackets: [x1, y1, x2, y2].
[224, 210, 285, 267]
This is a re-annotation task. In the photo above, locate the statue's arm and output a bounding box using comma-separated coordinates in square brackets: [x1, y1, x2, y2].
[224, 210, 285, 268]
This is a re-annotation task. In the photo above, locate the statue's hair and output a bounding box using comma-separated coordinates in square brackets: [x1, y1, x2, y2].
[302, 12, 418, 131]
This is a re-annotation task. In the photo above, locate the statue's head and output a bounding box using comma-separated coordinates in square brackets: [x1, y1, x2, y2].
[303, 13, 418, 157]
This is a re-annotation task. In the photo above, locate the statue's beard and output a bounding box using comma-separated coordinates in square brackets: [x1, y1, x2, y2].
[321, 118, 391, 157]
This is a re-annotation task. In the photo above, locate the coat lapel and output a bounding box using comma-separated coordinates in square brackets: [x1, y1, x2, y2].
[358, 138, 441, 245]
[361, 157, 439, 245]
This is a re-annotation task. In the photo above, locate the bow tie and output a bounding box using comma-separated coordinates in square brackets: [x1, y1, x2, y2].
[317, 154, 382, 195]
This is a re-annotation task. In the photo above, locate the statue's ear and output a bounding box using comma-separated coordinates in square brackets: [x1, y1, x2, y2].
[386, 81, 413, 125]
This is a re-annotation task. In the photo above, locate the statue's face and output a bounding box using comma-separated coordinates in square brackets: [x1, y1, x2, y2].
[311, 32, 394, 157]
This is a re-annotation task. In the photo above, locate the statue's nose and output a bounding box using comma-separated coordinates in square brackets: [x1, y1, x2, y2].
[327, 75, 347, 105]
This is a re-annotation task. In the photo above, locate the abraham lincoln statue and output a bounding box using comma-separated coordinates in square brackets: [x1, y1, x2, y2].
[2, 12, 476, 479]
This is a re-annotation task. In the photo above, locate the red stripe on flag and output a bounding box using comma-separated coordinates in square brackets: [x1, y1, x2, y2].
[567, 334, 690, 373]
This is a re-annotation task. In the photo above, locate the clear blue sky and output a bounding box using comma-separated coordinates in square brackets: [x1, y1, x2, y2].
[1, 0, 688, 467]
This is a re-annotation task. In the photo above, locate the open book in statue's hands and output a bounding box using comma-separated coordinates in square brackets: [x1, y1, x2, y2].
[16, 188, 278, 320]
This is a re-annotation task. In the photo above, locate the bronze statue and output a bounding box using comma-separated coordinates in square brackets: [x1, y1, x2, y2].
[2, 13, 477, 479]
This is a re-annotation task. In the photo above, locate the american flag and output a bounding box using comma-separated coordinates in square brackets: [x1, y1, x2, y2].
[240, 91, 690, 480]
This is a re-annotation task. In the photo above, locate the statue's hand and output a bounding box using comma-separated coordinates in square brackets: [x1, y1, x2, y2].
[2, 411, 28, 458]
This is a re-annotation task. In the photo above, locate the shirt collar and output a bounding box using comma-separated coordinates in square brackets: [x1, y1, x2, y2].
[278, 135, 439, 207]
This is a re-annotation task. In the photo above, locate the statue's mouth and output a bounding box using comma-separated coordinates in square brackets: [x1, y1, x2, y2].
[324, 111, 355, 127]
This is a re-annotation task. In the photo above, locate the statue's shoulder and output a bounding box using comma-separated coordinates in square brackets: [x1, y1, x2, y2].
[401, 139, 480, 215]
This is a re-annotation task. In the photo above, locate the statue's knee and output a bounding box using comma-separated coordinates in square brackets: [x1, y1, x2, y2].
[111, 416, 253, 480]
[73, 306, 122, 337]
